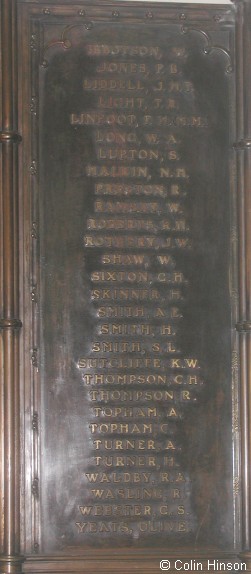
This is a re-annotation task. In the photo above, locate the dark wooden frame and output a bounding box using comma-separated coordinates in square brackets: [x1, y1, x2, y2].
[1, 0, 251, 572]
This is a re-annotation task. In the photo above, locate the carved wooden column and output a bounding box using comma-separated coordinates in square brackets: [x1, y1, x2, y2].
[235, 0, 251, 567]
[0, 0, 23, 573]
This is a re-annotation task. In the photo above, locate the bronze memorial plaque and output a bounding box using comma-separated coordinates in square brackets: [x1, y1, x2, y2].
[31, 9, 237, 553]
[4, 1, 250, 570]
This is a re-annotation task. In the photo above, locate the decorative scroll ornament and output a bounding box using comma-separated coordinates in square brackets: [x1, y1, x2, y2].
[181, 26, 233, 73]
[42, 22, 94, 67]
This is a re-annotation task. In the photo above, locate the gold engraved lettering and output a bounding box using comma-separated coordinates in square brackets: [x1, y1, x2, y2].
[168, 81, 181, 92]
[160, 167, 188, 179]
[79, 504, 152, 516]
[92, 438, 156, 451]
[75, 522, 87, 532]
[83, 373, 176, 385]
[156, 255, 174, 266]
[78, 357, 162, 368]
[85, 472, 152, 483]
[158, 505, 184, 516]
[167, 150, 179, 160]
[95, 130, 137, 143]
[71, 112, 208, 128]
[94, 183, 167, 197]
[90, 488, 163, 500]
[138, 521, 190, 533]
[144, 133, 159, 144]
[74, 37, 207, 540]
[97, 305, 181, 319]
[101, 254, 147, 265]
[92, 407, 157, 418]
[86, 45, 163, 59]
[86, 165, 149, 177]
[143, 115, 153, 125]
[166, 408, 179, 418]
[90, 423, 153, 434]
[92, 341, 144, 352]
[164, 456, 176, 467]
[188, 376, 199, 385]
[98, 306, 145, 317]
[70, 112, 137, 126]
[166, 99, 179, 110]
[165, 218, 188, 231]
[97, 96, 145, 109]
[168, 290, 183, 300]
[76, 521, 132, 533]
[94, 201, 159, 213]
[155, 63, 164, 73]
[155, 307, 182, 318]
[160, 473, 184, 483]
[173, 82, 189, 97]
[159, 505, 170, 515]
[157, 272, 186, 283]
[96, 62, 148, 73]
[91, 288, 160, 300]
[170, 358, 200, 369]
[89, 390, 174, 402]
[165, 440, 176, 449]
[94, 455, 157, 467]
[153, 98, 162, 109]
[97, 148, 160, 160]
[91, 271, 149, 282]
[153, 81, 164, 92]
[85, 236, 191, 249]
[152, 342, 179, 353]
[182, 391, 191, 400]
[171, 184, 181, 195]
[99, 324, 155, 335]
[84, 78, 145, 90]
[175, 116, 208, 128]
[160, 325, 175, 335]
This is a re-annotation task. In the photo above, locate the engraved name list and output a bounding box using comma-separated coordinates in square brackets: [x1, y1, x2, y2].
[71, 39, 211, 543]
